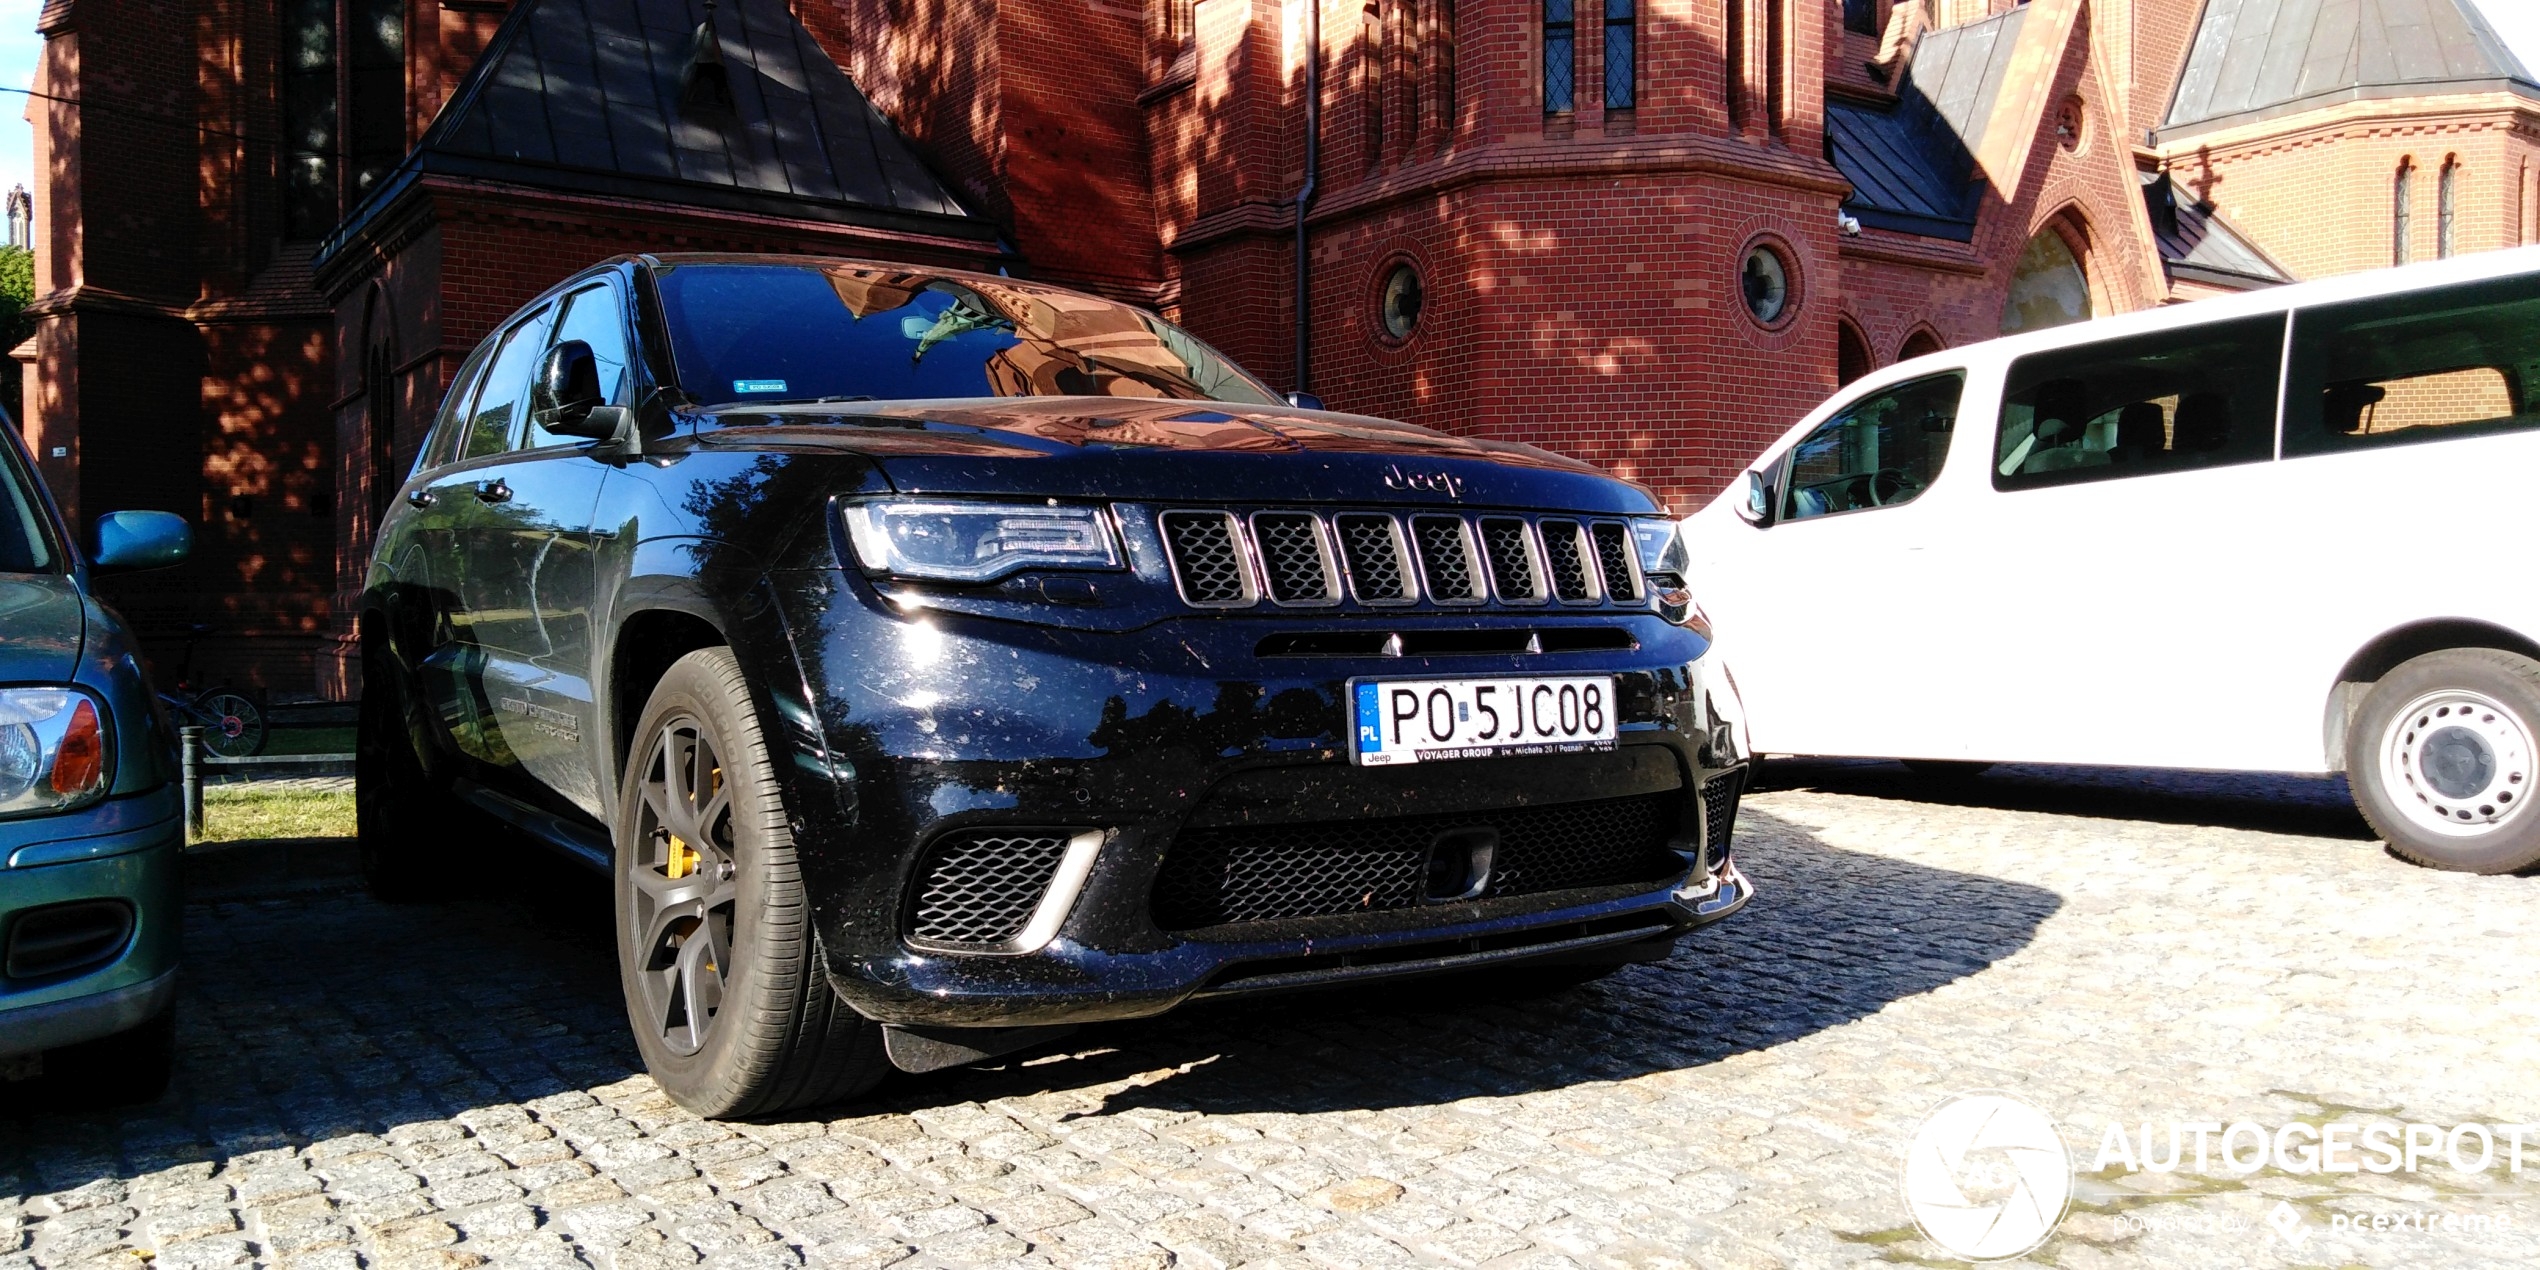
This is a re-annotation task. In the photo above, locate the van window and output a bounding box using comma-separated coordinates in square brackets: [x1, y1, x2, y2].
[1779, 373, 1963, 522]
[1994, 313, 2284, 491]
[2284, 273, 2540, 457]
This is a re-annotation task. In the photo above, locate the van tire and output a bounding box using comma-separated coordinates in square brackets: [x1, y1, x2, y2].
[614, 648, 890, 1118]
[1902, 759, 1994, 780]
[2347, 648, 2540, 874]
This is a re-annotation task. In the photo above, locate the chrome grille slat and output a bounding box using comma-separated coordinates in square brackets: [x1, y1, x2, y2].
[1478, 517, 1545, 604]
[1590, 520, 1643, 603]
[1410, 514, 1484, 604]
[1160, 510, 1255, 606]
[1538, 519, 1599, 603]
[1249, 512, 1340, 606]
[1334, 513, 1416, 605]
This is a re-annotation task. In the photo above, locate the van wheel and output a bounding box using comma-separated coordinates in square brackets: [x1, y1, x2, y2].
[614, 648, 889, 1118]
[2348, 649, 2540, 874]
[357, 654, 454, 902]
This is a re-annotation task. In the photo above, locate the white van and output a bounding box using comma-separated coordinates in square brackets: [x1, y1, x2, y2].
[1682, 247, 2540, 874]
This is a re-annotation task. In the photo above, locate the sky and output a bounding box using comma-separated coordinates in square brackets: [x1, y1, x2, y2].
[0, 0, 2533, 239]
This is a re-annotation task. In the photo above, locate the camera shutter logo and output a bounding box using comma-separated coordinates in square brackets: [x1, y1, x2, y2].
[1902, 1093, 2074, 1260]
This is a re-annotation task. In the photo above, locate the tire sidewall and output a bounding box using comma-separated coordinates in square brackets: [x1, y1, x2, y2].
[612, 650, 796, 1112]
[2349, 650, 2540, 874]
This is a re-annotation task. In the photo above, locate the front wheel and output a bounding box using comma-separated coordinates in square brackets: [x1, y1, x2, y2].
[2348, 648, 2540, 874]
[614, 648, 888, 1118]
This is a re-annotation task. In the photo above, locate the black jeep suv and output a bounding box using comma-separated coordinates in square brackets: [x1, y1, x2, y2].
[361, 255, 1751, 1116]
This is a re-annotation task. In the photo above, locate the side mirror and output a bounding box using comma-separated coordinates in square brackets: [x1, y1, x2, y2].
[1284, 392, 1325, 411]
[91, 510, 191, 572]
[1738, 470, 1774, 525]
[531, 341, 607, 435]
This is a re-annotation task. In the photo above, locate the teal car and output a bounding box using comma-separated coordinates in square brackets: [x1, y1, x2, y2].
[0, 417, 192, 1101]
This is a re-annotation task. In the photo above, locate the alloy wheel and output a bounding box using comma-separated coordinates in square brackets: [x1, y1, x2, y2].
[626, 714, 740, 1055]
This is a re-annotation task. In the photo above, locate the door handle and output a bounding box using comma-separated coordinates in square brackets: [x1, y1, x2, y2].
[474, 479, 513, 504]
[406, 489, 437, 510]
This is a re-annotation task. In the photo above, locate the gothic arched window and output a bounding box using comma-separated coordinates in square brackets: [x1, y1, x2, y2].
[2394, 158, 2415, 267]
[283, 0, 406, 240]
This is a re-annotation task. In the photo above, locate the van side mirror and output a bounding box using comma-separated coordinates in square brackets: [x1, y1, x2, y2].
[531, 341, 607, 435]
[91, 510, 191, 572]
[1738, 470, 1774, 525]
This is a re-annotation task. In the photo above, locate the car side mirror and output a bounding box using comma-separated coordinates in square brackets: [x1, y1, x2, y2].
[90, 510, 191, 573]
[1738, 471, 1774, 526]
[1285, 392, 1325, 411]
[532, 340, 607, 435]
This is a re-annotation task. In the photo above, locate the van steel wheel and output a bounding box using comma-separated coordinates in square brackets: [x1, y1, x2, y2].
[2348, 649, 2540, 874]
[613, 648, 889, 1117]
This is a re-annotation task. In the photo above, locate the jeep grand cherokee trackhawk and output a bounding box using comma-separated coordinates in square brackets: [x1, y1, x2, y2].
[361, 255, 1751, 1117]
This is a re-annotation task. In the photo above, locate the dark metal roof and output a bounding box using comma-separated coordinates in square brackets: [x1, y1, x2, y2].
[1827, 8, 2029, 241]
[2140, 171, 2293, 289]
[318, 0, 997, 265]
[2162, 0, 2538, 138]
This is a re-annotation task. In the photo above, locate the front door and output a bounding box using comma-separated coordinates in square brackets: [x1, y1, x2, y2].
[450, 283, 634, 817]
[1708, 371, 1970, 759]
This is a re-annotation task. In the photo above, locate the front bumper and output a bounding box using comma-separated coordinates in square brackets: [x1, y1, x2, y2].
[778, 598, 1751, 1029]
[0, 789, 183, 1055]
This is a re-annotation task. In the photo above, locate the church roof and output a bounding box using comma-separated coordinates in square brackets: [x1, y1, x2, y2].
[318, 0, 999, 264]
[2140, 171, 2293, 290]
[1827, 7, 2030, 241]
[2161, 0, 2537, 139]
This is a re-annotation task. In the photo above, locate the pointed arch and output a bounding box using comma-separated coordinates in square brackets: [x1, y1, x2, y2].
[358, 283, 399, 525]
[1837, 317, 1874, 386]
[1897, 325, 1945, 362]
[2001, 209, 2099, 335]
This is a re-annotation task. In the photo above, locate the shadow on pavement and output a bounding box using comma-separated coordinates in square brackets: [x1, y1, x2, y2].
[1755, 757, 2377, 842]
[0, 807, 2060, 1188]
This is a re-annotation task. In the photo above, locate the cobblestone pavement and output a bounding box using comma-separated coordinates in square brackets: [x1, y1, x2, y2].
[6, 765, 2537, 1270]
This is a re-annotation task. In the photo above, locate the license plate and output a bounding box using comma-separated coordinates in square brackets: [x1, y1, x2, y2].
[1350, 676, 1619, 765]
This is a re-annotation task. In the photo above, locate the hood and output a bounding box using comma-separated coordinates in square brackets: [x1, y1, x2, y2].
[688, 398, 1664, 514]
[0, 574, 84, 682]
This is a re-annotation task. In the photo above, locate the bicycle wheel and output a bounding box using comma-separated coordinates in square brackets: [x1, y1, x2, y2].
[196, 691, 268, 758]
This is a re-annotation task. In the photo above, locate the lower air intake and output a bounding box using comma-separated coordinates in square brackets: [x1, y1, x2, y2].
[1151, 792, 1687, 930]
[908, 831, 1073, 948]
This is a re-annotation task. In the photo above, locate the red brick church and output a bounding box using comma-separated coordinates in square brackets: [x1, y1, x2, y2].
[14, 0, 2537, 694]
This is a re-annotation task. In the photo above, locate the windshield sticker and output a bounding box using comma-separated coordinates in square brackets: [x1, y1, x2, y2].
[735, 379, 789, 394]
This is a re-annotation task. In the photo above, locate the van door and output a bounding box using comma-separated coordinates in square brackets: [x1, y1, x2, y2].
[1701, 371, 1969, 759]
[1946, 312, 2290, 768]
[2275, 272, 2540, 771]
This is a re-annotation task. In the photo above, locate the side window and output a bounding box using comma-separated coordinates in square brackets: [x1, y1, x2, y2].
[1779, 372, 1964, 523]
[458, 305, 556, 461]
[2285, 273, 2540, 457]
[1994, 313, 2284, 491]
[419, 338, 498, 473]
[529, 283, 634, 448]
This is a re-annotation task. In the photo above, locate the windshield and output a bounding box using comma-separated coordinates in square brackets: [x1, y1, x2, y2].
[0, 432, 58, 573]
[654, 263, 1283, 409]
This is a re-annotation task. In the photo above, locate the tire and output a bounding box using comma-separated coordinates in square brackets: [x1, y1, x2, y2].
[357, 653, 454, 901]
[2347, 648, 2540, 874]
[614, 648, 888, 1118]
[1902, 759, 1994, 780]
[49, 1005, 174, 1107]
[197, 691, 267, 758]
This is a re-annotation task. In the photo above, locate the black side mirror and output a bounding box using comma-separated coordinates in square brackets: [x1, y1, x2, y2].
[531, 341, 607, 435]
[1285, 392, 1325, 411]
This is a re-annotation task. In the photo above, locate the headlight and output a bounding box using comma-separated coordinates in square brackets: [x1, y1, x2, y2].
[843, 500, 1122, 583]
[0, 688, 110, 817]
[1630, 518, 1703, 630]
